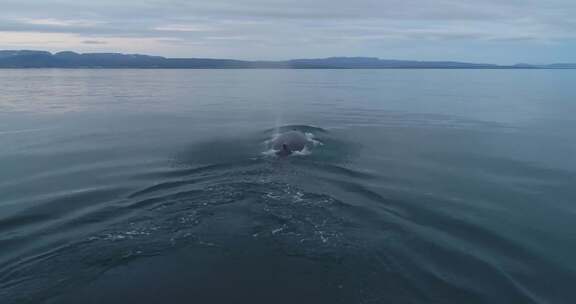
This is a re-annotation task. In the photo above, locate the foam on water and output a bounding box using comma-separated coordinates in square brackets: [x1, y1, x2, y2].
[262, 131, 323, 157]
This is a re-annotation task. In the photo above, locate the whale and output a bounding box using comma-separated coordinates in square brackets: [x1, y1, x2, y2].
[271, 130, 309, 156]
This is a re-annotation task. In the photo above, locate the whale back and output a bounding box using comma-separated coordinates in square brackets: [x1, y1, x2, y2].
[272, 131, 307, 154]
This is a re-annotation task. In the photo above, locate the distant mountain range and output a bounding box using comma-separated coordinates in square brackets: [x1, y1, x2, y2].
[0, 50, 574, 69]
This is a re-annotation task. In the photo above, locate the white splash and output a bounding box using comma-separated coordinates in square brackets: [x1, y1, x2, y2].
[262, 131, 322, 157]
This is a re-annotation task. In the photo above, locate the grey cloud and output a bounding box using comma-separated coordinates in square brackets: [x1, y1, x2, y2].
[82, 40, 107, 44]
[0, 0, 574, 61]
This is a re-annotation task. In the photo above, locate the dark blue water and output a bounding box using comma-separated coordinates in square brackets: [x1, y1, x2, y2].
[1, 69, 575, 303]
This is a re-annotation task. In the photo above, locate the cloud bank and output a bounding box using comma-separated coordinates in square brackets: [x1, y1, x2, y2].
[0, 0, 574, 63]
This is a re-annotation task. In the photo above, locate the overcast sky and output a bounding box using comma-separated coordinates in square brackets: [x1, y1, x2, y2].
[0, 0, 574, 63]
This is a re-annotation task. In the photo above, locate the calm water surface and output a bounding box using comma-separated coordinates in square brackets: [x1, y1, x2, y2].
[1, 69, 575, 303]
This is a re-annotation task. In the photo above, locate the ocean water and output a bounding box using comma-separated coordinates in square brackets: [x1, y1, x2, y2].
[0, 69, 575, 304]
